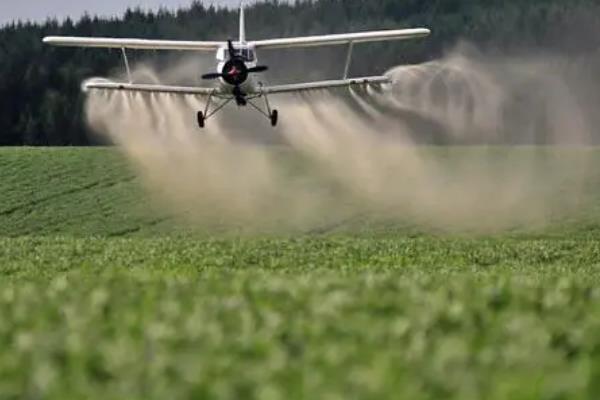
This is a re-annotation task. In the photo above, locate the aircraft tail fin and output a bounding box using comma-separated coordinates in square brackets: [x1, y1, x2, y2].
[239, 1, 246, 43]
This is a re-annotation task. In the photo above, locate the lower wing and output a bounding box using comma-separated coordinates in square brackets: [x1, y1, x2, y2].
[82, 76, 390, 96]
[83, 80, 215, 95]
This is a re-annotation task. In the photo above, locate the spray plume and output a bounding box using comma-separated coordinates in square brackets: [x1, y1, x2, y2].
[85, 45, 598, 234]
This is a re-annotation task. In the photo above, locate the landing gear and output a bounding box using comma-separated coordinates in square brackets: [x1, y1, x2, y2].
[270, 110, 279, 127]
[246, 91, 279, 128]
[196, 90, 233, 129]
[196, 88, 279, 129]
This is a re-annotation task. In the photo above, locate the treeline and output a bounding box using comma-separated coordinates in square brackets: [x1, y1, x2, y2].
[0, 0, 599, 145]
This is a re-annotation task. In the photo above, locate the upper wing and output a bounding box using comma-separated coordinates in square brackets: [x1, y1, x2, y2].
[83, 79, 215, 95]
[43, 27, 429, 50]
[251, 28, 430, 50]
[43, 36, 224, 51]
[260, 76, 390, 95]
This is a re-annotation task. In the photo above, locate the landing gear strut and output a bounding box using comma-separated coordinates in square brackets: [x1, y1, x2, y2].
[196, 90, 234, 129]
[246, 91, 279, 127]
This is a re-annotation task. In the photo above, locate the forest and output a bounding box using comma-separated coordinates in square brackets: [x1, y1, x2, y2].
[0, 0, 599, 145]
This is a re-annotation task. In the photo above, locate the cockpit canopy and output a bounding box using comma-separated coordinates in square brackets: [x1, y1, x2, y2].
[217, 46, 256, 62]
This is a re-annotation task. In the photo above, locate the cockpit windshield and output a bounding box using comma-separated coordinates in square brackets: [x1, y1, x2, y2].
[224, 48, 255, 62]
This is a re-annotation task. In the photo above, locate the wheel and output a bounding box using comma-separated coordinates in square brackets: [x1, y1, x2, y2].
[197, 111, 205, 128]
[270, 110, 279, 127]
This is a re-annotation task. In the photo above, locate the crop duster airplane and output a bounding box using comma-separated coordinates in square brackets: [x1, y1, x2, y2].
[43, 4, 430, 128]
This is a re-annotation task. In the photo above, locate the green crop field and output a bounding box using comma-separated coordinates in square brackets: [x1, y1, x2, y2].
[1, 147, 600, 400]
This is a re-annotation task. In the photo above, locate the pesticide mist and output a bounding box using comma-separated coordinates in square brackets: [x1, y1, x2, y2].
[85, 45, 600, 233]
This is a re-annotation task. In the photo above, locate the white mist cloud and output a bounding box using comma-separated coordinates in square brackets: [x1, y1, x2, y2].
[83, 45, 598, 233]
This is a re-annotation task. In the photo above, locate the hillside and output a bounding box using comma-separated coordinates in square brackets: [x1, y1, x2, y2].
[3, 147, 600, 238]
[0, 148, 170, 236]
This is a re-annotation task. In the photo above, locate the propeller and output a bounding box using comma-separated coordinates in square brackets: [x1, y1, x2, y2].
[227, 39, 236, 59]
[201, 73, 223, 80]
[201, 39, 268, 84]
[247, 66, 269, 73]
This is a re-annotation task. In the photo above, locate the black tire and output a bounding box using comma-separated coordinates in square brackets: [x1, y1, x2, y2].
[270, 110, 279, 127]
[197, 111, 205, 128]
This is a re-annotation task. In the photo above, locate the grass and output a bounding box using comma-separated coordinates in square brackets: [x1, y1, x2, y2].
[1, 147, 600, 399]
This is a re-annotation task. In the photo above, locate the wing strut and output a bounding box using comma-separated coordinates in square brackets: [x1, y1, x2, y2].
[121, 48, 133, 83]
[343, 42, 354, 80]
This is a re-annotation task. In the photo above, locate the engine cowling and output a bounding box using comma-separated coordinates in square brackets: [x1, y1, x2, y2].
[201, 40, 267, 89]
[221, 58, 248, 86]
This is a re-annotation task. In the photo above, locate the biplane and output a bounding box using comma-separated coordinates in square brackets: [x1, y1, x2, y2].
[43, 3, 430, 128]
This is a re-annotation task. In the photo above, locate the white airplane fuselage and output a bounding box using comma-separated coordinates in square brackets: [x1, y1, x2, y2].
[211, 4, 260, 95]
[215, 44, 258, 93]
